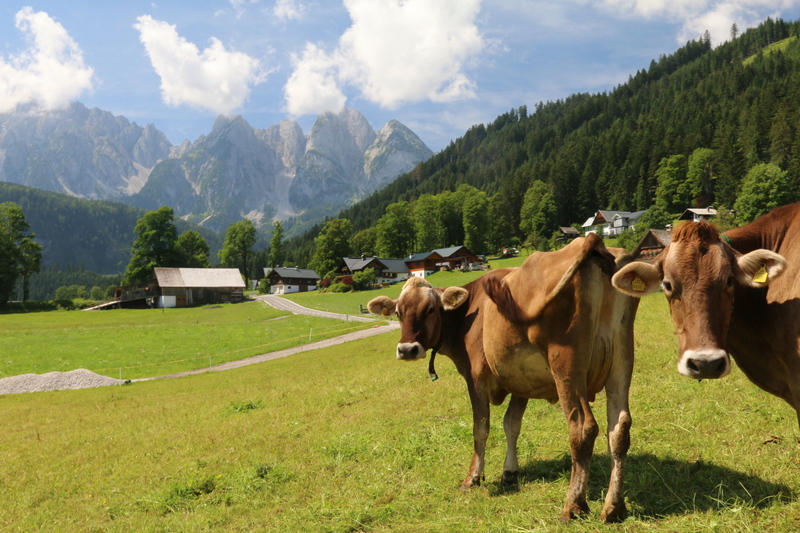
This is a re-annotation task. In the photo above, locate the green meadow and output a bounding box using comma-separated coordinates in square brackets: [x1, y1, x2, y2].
[0, 300, 374, 380]
[2, 278, 800, 531]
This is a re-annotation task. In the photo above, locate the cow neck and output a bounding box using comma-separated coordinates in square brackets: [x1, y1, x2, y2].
[428, 306, 446, 381]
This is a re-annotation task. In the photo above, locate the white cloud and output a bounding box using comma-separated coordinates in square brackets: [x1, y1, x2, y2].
[284, 0, 485, 115]
[595, 0, 800, 44]
[230, 0, 261, 18]
[0, 7, 94, 113]
[284, 44, 347, 115]
[274, 0, 307, 21]
[134, 15, 266, 114]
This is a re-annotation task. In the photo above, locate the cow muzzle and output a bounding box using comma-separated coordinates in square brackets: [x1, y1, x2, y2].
[678, 349, 731, 380]
[396, 342, 426, 361]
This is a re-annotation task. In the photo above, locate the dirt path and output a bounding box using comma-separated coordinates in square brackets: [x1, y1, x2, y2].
[134, 295, 398, 382]
[1, 296, 398, 394]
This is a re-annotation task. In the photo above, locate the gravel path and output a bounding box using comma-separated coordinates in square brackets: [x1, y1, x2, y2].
[0, 295, 396, 395]
[0, 369, 126, 395]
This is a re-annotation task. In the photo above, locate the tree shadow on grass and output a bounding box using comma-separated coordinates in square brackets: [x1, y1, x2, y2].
[487, 452, 794, 519]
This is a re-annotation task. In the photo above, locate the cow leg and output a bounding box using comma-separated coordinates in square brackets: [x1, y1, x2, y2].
[600, 361, 633, 523]
[501, 395, 529, 485]
[555, 377, 598, 521]
[461, 381, 490, 489]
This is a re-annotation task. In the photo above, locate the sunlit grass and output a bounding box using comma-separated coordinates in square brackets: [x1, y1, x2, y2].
[0, 300, 374, 379]
[1, 294, 800, 531]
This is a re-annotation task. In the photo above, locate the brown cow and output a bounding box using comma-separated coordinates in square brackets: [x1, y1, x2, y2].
[369, 234, 638, 522]
[612, 206, 797, 419]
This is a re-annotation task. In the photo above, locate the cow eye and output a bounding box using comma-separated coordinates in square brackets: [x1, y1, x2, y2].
[662, 280, 673, 293]
[726, 275, 735, 288]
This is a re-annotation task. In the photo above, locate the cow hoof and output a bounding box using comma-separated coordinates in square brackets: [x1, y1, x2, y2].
[500, 470, 519, 486]
[460, 477, 481, 491]
[600, 503, 628, 523]
[560, 500, 590, 522]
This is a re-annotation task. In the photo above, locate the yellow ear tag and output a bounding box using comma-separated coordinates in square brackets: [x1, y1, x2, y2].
[631, 276, 646, 292]
[753, 265, 768, 284]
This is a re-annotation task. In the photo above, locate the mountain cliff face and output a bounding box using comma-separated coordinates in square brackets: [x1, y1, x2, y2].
[0, 104, 432, 234]
[0, 102, 171, 198]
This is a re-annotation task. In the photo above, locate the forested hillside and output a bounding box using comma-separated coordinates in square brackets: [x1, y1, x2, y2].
[283, 18, 800, 266]
[0, 182, 223, 299]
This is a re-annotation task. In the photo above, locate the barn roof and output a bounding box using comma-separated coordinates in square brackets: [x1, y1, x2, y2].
[265, 267, 320, 280]
[154, 268, 246, 288]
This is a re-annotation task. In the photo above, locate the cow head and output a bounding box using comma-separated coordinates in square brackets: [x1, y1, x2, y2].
[367, 277, 469, 360]
[612, 222, 785, 380]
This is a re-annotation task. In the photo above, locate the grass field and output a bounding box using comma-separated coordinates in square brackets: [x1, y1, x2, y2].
[2, 289, 800, 531]
[0, 300, 375, 380]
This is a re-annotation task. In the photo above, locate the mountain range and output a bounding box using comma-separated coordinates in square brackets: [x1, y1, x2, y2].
[0, 103, 433, 234]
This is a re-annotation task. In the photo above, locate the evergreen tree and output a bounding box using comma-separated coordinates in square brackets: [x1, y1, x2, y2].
[122, 206, 181, 285]
[0, 202, 42, 304]
[685, 148, 716, 207]
[413, 194, 440, 252]
[654, 155, 689, 213]
[488, 192, 515, 252]
[267, 220, 285, 268]
[519, 180, 557, 246]
[219, 219, 257, 284]
[462, 189, 489, 255]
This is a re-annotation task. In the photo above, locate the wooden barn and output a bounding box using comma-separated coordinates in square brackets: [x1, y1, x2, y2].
[338, 256, 410, 284]
[632, 229, 673, 261]
[152, 268, 246, 307]
[114, 268, 246, 308]
[263, 267, 320, 295]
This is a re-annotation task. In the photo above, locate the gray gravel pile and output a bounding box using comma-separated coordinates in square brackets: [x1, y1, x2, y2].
[0, 369, 125, 395]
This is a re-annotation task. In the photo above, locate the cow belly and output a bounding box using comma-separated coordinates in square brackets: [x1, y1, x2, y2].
[489, 347, 558, 402]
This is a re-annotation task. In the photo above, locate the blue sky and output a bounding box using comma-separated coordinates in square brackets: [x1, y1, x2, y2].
[2, 1, 800, 152]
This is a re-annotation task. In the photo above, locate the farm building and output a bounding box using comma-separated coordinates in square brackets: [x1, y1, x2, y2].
[114, 268, 246, 308]
[405, 245, 483, 278]
[678, 206, 718, 222]
[632, 229, 673, 261]
[263, 267, 320, 295]
[582, 209, 646, 237]
[153, 268, 245, 307]
[557, 226, 581, 242]
[338, 256, 410, 284]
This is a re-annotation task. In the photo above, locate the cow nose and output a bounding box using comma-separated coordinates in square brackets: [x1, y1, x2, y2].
[396, 342, 424, 360]
[679, 349, 730, 379]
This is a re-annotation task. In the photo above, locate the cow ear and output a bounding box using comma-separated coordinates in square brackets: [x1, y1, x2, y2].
[734, 249, 786, 287]
[612, 260, 663, 297]
[367, 295, 397, 316]
[441, 287, 469, 310]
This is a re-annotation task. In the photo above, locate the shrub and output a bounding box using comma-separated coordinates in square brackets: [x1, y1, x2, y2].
[329, 282, 352, 293]
[257, 279, 271, 295]
[352, 268, 377, 291]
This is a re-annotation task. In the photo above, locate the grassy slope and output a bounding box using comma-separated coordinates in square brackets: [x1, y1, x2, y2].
[0, 301, 374, 380]
[743, 36, 798, 66]
[1, 295, 799, 531]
